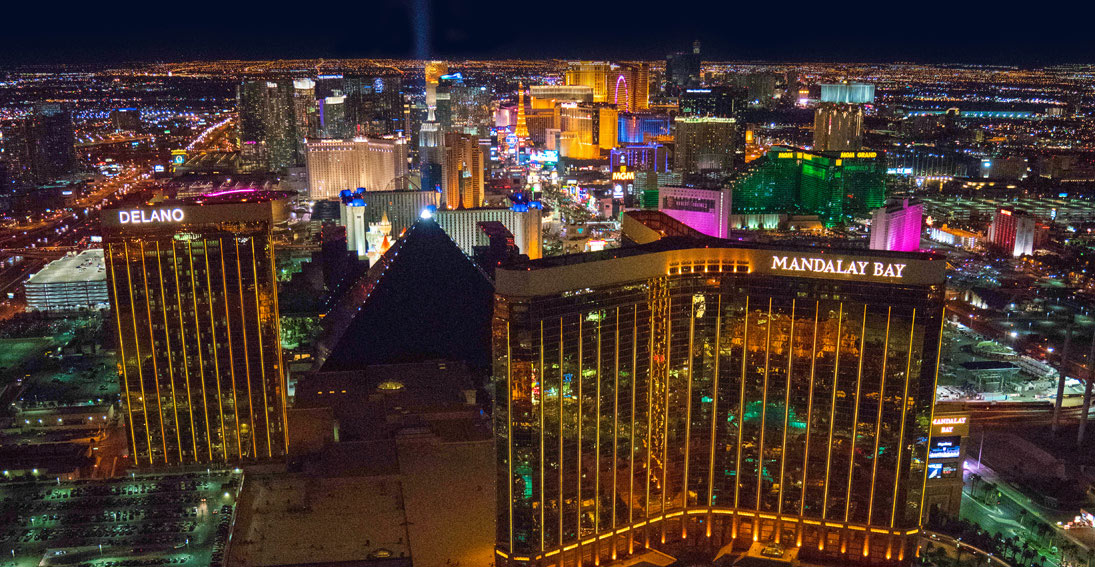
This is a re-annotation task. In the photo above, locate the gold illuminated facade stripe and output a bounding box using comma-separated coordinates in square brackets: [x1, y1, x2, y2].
[558, 317, 564, 550]
[707, 295, 721, 511]
[104, 208, 288, 466]
[777, 299, 796, 518]
[219, 243, 242, 460]
[757, 298, 772, 517]
[680, 296, 694, 539]
[170, 243, 198, 460]
[234, 240, 257, 458]
[866, 308, 892, 527]
[891, 309, 916, 528]
[106, 243, 140, 464]
[735, 296, 748, 511]
[186, 240, 214, 461]
[204, 240, 229, 462]
[492, 258, 945, 566]
[800, 302, 819, 517]
[251, 239, 273, 458]
[122, 241, 153, 464]
[138, 241, 169, 462]
[845, 306, 867, 523]
[918, 315, 947, 526]
[154, 242, 183, 463]
[822, 304, 843, 519]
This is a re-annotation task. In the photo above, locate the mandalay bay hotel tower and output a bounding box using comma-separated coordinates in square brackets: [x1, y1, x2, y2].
[493, 236, 946, 566]
[102, 194, 289, 466]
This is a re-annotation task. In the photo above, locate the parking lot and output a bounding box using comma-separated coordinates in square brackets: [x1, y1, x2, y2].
[0, 470, 239, 567]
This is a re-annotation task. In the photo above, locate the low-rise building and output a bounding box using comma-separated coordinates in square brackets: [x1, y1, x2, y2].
[24, 250, 108, 312]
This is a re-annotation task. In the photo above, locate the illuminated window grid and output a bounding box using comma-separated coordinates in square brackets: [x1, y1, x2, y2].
[493, 273, 941, 567]
[105, 232, 287, 466]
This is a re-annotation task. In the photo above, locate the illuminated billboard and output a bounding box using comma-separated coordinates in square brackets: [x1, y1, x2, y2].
[928, 436, 961, 460]
[931, 415, 969, 436]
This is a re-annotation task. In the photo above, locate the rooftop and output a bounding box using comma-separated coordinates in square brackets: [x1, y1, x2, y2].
[508, 235, 943, 271]
[25, 250, 105, 286]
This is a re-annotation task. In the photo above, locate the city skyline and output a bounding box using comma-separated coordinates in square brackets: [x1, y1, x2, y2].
[4, 25, 1095, 567]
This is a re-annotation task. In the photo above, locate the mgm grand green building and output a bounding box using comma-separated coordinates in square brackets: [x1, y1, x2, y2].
[730, 146, 887, 225]
[492, 237, 946, 567]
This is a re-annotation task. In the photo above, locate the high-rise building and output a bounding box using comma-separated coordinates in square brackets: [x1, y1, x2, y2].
[679, 87, 742, 118]
[735, 73, 778, 104]
[419, 105, 445, 193]
[988, 207, 1043, 257]
[102, 196, 290, 465]
[292, 79, 317, 140]
[820, 83, 876, 105]
[434, 206, 543, 259]
[436, 73, 493, 137]
[238, 80, 307, 172]
[814, 103, 864, 152]
[617, 113, 671, 144]
[305, 137, 410, 200]
[492, 238, 946, 567]
[870, 200, 923, 252]
[657, 185, 733, 238]
[565, 61, 611, 103]
[344, 74, 406, 137]
[610, 144, 669, 173]
[565, 61, 649, 111]
[529, 85, 595, 110]
[665, 41, 702, 88]
[731, 147, 886, 224]
[673, 116, 739, 173]
[424, 61, 449, 109]
[607, 63, 650, 112]
[555, 103, 618, 160]
[317, 96, 349, 139]
[442, 132, 485, 209]
[3, 103, 78, 185]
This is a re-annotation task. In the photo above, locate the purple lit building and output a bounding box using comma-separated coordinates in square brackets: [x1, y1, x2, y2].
[869, 198, 923, 252]
[657, 185, 732, 238]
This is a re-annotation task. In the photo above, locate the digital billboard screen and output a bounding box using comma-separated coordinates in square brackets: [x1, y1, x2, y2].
[928, 436, 961, 460]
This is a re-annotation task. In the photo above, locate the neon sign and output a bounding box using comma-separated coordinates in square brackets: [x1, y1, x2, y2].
[932, 415, 968, 434]
[611, 171, 635, 181]
[119, 208, 185, 224]
[770, 256, 908, 278]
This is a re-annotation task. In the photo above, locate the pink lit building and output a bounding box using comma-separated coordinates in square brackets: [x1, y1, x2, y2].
[657, 185, 732, 238]
[869, 199, 923, 252]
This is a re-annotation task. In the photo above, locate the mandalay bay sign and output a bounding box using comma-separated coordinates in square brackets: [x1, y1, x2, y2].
[770, 255, 908, 278]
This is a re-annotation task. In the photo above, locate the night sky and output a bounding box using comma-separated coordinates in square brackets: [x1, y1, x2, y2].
[4, 0, 1094, 65]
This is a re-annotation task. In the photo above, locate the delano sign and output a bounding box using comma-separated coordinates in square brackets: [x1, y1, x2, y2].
[118, 208, 185, 224]
[770, 255, 908, 279]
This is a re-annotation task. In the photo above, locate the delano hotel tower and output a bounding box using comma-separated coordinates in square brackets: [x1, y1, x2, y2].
[103, 194, 289, 466]
[493, 237, 945, 566]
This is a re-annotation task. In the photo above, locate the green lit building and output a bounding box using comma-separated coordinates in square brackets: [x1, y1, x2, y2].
[732, 147, 886, 225]
[493, 238, 946, 566]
